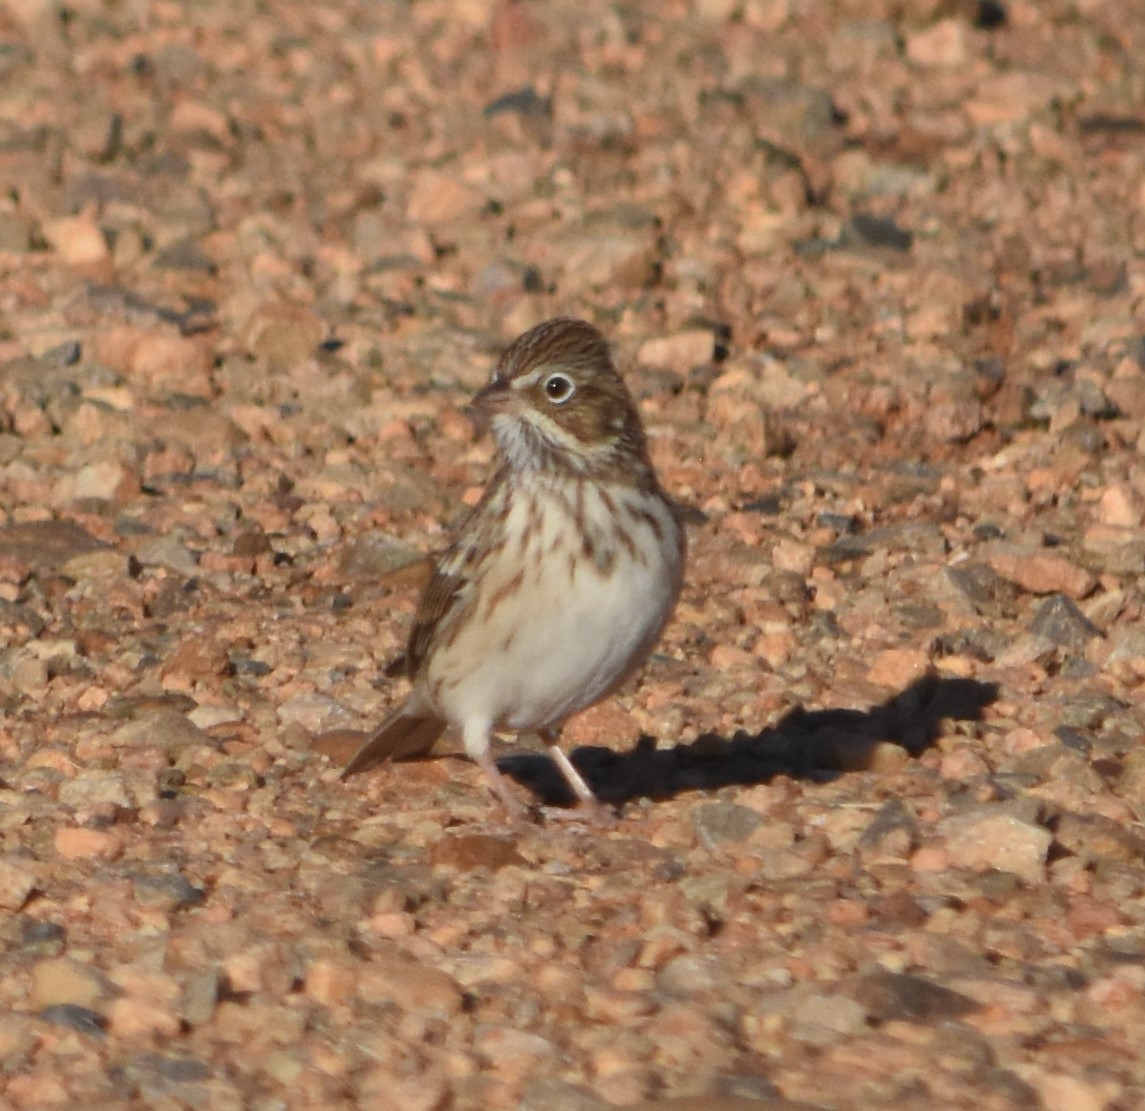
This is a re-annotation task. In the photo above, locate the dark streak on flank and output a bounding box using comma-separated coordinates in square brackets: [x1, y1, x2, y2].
[482, 568, 525, 622]
[632, 504, 665, 545]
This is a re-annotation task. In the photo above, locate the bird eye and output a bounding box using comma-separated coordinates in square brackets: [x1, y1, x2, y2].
[543, 373, 575, 403]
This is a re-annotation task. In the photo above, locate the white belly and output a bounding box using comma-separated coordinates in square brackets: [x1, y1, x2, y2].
[426, 482, 681, 733]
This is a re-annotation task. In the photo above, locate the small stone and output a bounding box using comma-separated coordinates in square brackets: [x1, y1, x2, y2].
[484, 87, 551, 120]
[162, 634, 232, 682]
[771, 538, 814, 575]
[97, 327, 214, 393]
[945, 559, 1014, 611]
[223, 944, 291, 995]
[357, 951, 463, 1016]
[937, 807, 1052, 885]
[1097, 484, 1143, 527]
[922, 369, 985, 441]
[338, 531, 424, 578]
[54, 827, 124, 861]
[692, 802, 764, 846]
[60, 548, 129, 582]
[277, 692, 354, 732]
[38, 1003, 107, 1036]
[0, 520, 108, 571]
[637, 330, 714, 373]
[231, 528, 271, 558]
[551, 228, 657, 293]
[939, 746, 990, 780]
[162, 967, 214, 1031]
[242, 302, 326, 367]
[875, 891, 929, 927]
[30, 958, 108, 1009]
[110, 708, 213, 754]
[42, 214, 110, 265]
[905, 19, 969, 67]
[20, 918, 66, 951]
[1120, 748, 1145, 804]
[0, 857, 37, 910]
[58, 772, 134, 812]
[304, 958, 359, 1008]
[406, 169, 482, 224]
[132, 872, 206, 910]
[475, 1024, 557, 1067]
[133, 534, 200, 574]
[1018, 1068, 1120, 1111]
[840, 213, 913, 252]
[966, 70, 1060, 126]
[757, 847, 815, 881]
[107, 996, 183, 1040]
[866, 648, 930, 690]
[1029, 594, 1103, 650]
[789, 992, 869, 1044]
[54, 460, 139, 504]
[430, 833, 526, 871]
[652, 953, 718, 1004]
[987, 546, 1096, 599]
[853, 971, 979, 1023]
[1054, 812, 1145, 864]
[707, 643, 756, 670]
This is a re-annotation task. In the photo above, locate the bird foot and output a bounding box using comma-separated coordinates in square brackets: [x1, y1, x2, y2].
[539, 799, 618, 828]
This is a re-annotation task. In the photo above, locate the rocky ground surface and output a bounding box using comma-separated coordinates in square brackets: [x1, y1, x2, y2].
[1, 0, 1144, 1108]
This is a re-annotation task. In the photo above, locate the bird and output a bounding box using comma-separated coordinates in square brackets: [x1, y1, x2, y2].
[341, 317, 686, 820]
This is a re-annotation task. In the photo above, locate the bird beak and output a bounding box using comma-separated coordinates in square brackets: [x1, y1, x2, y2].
[467, 378, 513, 431]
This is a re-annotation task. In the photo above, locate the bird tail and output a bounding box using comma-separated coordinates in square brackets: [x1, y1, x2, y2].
[340, 709, 447, 778]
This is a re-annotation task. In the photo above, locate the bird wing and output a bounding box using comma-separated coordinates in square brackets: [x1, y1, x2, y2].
[406, 563, 469, 677]
[404, 472, 506, 678]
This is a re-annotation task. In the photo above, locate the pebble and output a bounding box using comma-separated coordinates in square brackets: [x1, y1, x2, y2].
[241, 303, 326, 368]
[853, 971, 979, 1024]
[789, 992, 869, 1044]
[106, 997, 183, 1041]
[637, 331, 714, 373]
[937, 808, 1053, 885]
[133, 534, 200, 574]
[132, 872, 206, 911]
[30, 958, 108, 1010]
[0, 857, 37, 910]
[1029, 594, 1103, 649]
[407, 170, 483, 225]
[54, 827, 124, 861]
[41, 214, 110, 265]
[905, 19, 969, 68]
[38, 1003, 107, 1036]
[865, 647, 930, 690]
[552, 227, 658, 293]
[58, 772, 134, 812]
[986, 546, 1096, 599]
[357, 952, 464, 1017]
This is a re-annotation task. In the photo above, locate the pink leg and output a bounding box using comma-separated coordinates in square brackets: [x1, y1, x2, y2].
[471, 746, 528, 822]
[543, 731, 615, 825]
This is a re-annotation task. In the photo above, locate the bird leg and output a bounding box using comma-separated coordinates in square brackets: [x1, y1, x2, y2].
[470, 746, 528, 822]
[542, 731, 615, 825]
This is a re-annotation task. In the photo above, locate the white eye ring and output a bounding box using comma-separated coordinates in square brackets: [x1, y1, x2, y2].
[543, 373, 575, 404]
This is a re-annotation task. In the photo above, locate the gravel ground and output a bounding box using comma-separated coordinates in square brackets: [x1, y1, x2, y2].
[1, 1, 1144, 1108]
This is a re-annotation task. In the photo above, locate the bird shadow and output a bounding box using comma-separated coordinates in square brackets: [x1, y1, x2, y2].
[497, 674, 999, 809]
